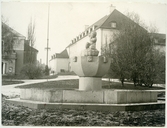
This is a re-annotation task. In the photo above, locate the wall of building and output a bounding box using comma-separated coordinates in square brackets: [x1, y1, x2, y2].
[68, 28, 119, 58]
[68, 29, 102, 58]
[13, 37, 25, 51]
[2, 59, 16, 75]
[2, 36, 25, 75]
[56, 58, 70, 73]
[15, 50, 24, 75]
[49, 59, 57, 73]
[50, 58, 69, 74]
[2, 25, 39, 75]
[101, 29, 118, 45]
[68, 43, 77, 59]
[154, 45, 166, 53]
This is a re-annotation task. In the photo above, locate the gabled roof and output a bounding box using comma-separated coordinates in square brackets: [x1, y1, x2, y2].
[2, 22, 25, 37]
[66, 15, 109, 48]
[85, 15, 109, 31]
[24, 40, 38, 52]
[55, 49, 69, 58]
[67, 9, 144, 48]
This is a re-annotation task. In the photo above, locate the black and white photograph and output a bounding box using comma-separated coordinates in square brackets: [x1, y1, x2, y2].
[1, 0, 166, 126]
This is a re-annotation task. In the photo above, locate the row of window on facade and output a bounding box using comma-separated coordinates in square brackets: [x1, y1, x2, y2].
[71, 25, 98, 44]
[71, 22, 117, 44]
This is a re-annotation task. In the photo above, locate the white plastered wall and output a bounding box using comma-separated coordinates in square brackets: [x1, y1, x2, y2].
[49, 58, 69, 74]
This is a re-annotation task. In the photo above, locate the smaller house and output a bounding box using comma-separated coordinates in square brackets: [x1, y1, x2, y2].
[49, 49, 70, 74]
[150, 33, 166, 53]
[2, 22, 38, 75]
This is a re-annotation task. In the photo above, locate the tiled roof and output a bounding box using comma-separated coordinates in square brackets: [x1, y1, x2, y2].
[54, 49, 69, 58]
[66, 9, 154, 48]
[66, 9, 130, 48]
[2, 22, 25, 37]
[24, 40, 38, 52]
[66, 14, 110, 48]
[85, 15, 109, 31]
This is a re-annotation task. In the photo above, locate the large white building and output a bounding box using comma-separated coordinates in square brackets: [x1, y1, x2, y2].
[49, 7, 166, 74]
[66, 8, 121, 58]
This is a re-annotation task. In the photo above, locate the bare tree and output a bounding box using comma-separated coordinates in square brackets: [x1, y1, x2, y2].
[103, 12, 161, 87]
[27, 17, 36, 63]
[27, 17, 36, 47]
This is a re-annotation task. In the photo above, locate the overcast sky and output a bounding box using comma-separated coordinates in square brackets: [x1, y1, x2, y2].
[1, 0, 167, 65]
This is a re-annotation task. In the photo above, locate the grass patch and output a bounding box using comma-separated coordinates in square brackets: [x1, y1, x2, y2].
[57, 71, 76, 76]
[16, 79, 164, 90]
[2, 80, 24, 85]
[39, 74, 58, 79]
[2, 74, 58, 80]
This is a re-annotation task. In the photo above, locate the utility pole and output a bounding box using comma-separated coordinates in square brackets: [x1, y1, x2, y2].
[45, 4, 50, 67]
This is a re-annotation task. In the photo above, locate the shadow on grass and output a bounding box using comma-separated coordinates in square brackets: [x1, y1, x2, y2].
[15, 79, 164, 90]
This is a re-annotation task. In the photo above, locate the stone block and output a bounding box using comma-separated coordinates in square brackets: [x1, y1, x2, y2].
[63, 90, 103, 103]
[117, 91, 127, 104]
[45, 90, 63, 103]
[104, 90, 117, 104]
[20, 89, 32, 100]
[135, 91, 143, 103]
[20, 88, 63, 103]
[150, 91, 157, 102]
[79, 77, 102, 91]
[142, 91, 151, 102]
[127, 91, 137, 103]
[20, 88, 158, 104]
[31, 88, 44, 101]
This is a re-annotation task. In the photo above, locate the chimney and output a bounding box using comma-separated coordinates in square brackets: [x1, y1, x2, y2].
[85, 25, 89, 30]
[109, 4, 116, 14]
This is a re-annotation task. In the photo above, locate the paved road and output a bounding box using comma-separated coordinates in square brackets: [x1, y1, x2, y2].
[1, 75, 165, 97]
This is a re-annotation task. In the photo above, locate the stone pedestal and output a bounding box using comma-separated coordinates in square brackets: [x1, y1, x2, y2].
[71, 56, 110, 91]
[79, 77, 102, 91]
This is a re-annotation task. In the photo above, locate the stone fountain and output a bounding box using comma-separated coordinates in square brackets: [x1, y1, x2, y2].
[6, 31, 164, 112]
[71, 31, 110, 91]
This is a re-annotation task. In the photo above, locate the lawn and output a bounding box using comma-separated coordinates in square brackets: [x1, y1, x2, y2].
[2, 80, 24, 85]
[2, 74, 58, 80]
[16, 79, 164, 90]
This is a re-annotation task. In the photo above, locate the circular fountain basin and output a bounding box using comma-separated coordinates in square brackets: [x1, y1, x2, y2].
[70, 56, 111, 77]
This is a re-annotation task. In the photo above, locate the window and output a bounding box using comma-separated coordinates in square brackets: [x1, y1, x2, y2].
[111, 22, 116, 28]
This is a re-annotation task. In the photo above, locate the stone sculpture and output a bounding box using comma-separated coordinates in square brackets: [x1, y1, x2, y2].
[81, 31, 99, 56]
[71, 31, 111, 91]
